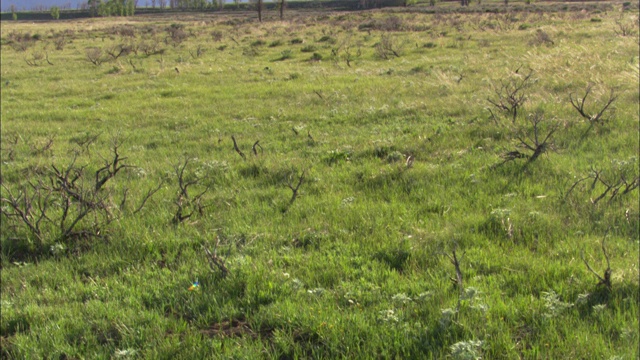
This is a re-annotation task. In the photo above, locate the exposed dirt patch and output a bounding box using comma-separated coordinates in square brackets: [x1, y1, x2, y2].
[201, 317, 274, 339]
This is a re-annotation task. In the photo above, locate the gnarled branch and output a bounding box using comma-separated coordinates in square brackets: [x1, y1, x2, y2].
[581, 232, 612, 289]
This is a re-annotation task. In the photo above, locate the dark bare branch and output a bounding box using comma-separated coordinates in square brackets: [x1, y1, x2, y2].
[286, 169, 306, 205]
[567, 164, 638, 204]
[0, 183, 47, 243]
[106, 44, 131, 60]
[31, 136, 55, 156]
[581, 231, 612, 289]
[495, 111, 557, 167]
[172, 157, 209, 225]
[133, 180, 164, 215]
[85, 47, 105, 66]
[95, 142, 132, 191]
[565, 175, 590, 198]
[487, 68, 534, 123]
[231, 135, 246, 160]
[445, 249, 464, 295]
[570, 85, 618, 126]
[252, 140, 263, 156]
[72, 132, 101, 153]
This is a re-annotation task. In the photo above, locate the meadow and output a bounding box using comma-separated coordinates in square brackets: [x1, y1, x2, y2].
[1, 3, 639, 359]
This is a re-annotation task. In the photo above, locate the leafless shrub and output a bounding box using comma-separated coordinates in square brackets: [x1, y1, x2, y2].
[138, 39, 164, 57]
[513, 112, 558, 163]
[109, 25, 136, 38]
[494, 111, 558, 167]
[139, 25, 161, 37]
[94, 141, 133, 191]
[24, 51, 45, 66]
[53, 35, 67, 51]
[570, 84, 618, 135]
[106, 44, 132, 60]
[166, 24, 188, 46]
[284, 169, 305, 208]
[49, 155, 115, 240]
[566, 159, 638, 205]
[614, 19, 638, 37]
[342, 41, 362, 67]
[7, 32, 36, 52]
[1, 182, 52, 245]
[375, 34, 401, 59]
[69, 132, 101, 154]
[85, 47, 107, 66]
[1, 141, 155, 250]
[487, 67, 535, 124]
[172, 157, 210, 225]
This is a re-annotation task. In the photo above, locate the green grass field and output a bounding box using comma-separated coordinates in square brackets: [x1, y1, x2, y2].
[1, 4, 639, 359]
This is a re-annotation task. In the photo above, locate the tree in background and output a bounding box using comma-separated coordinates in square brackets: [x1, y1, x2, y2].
[10, 4, 18, 20]
[88, 0, 101, 16]
[51, 6, 60, 19]
[126, 0, 136, 15]
[278, 0, 286, 20]
[86, 0, 136, 17]
[256, 0, 263, 22]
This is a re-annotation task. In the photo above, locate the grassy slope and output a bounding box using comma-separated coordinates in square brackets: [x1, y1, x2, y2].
[1, 7, 638, 359]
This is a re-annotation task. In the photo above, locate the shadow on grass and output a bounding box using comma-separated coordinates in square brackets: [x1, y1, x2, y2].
[575, 282, 639, 319]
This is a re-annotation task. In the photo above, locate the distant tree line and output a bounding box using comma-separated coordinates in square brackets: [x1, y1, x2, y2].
[87, 0, 136, 16]
[146, 0, 242, 10]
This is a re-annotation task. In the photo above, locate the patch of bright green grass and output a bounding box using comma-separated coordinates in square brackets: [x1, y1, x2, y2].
[1, 8, 638, 359]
